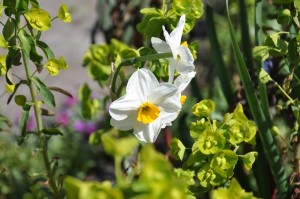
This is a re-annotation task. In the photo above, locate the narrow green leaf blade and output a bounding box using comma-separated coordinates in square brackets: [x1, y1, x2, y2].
[42, 128, 63, 136]
[226, 1, 288, 197]
[31, 76, 55, 107]
[18, 104, 31, 136]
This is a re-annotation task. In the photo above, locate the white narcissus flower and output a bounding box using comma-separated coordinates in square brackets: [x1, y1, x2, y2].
[109, 68, 181, 143]
[151, 15, 195, 83]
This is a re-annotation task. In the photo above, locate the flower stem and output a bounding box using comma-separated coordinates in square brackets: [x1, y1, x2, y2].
[17, 14, 61, 198]
[110, 52, 172, 96]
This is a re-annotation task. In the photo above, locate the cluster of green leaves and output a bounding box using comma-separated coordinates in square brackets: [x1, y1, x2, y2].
[137, 0, 204, 38]
[170, 100, 258, 194]
[0, 0, 73, 140]
[82, 39, 139, 87]
[65, 143, 191, 199]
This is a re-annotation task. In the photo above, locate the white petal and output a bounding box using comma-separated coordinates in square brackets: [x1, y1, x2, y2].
[159, 111, 180, 127]
[170, 15, 186, 47]
[110, 116, 134, 131]
[151, 37, 171, 53]
[162, 26, 170, 43]
[109, 94, 141, 120]
[177, 46, 194, 65]
[174, 72, 196, 92]
[126, 69, 159, 102]
[148, 83, 179, 105]
[134, 119, 162, 143]
[168, 59, 177, 83]
[158, 91, 182, 112]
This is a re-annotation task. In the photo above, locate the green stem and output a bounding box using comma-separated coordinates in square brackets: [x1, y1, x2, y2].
[111, 52, 172, 96]
[273, 80, 295, 104]
[114, 156, 124, 185]
[16, 15, 60, 198]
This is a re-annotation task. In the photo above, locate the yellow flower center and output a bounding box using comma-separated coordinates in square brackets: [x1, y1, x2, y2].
[180, 95, 187, 105]
[181, 41, 188, 47]
[137, 102, 160, 124]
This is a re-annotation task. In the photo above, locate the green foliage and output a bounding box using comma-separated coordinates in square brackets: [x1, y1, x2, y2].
[24, 8, 51, 31]
[101, 132, 139, 157]
[58, 3, 72, 23]
[65, 144, 191, 198]
[78, 83, 100, 120]
[170, 101, 257, 192]
[192, 99, 215, 118]
[65, 177, 124, 199]
[0, 0, 73, 197]
[213, 178, 259, 199]
[170, 138, 186, 161]
[137, 0, 204, 38]
[82, 39, 132, 87]
[45, 56, 69, 76]
[31, 76, 55, 107]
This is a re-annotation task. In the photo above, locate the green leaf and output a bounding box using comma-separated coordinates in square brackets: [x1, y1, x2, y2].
[42, 128, 63, 136]
[49, 86, 73, 98]
[190, 118, 207, 139]
[210, 150, 238, 170]
[253, 46, 269, 62]
[243, 152, 258, 170]
[89, 131, 102, 145]
[18, 104, 31, 136]
[14, 95, 27, 106]
[197, 164, 227, 188]
[40, 108, 55, 116]
[170, 138, 186, 161]
[137, 11, 165, 38]
[273, 0, 293, 4]
[3, 18, 15, 42]
[277, 9, 291, 25]
[264, 32, 288, 56]
[58, 3, 72, 23]
[213, 178, 259, 199]
[64, 177, 123, 199]
[259, 68, 272, 84]
[0, 55, 7, 76]
[24, 8, 51, 31]
[197, 129, 225, 155]
[18, 29, 34, 58]
[0, 35, 8, 48]
[172, 0, 203, 19]
[7, 80, 27, 104]
[192, 99, 215, 117]
[17, 0, 29, 12]
[295, 0, 300, 12]
[0, 2, 3, 17]
[120, 48, 139, 60]
[36, 40, 55, 59]
[101, 133, 139, 157]
[30, 44, 43, 67]
[78, 83, 93, 120]
[45, 56, 68, 76]
[31, 76, 55, 107]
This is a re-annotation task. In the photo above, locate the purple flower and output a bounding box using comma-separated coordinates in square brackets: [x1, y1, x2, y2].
[65, 97, 77, 107]
[263, 59, 273, 74]
[56, 112, 69, 126]
[86, 122, 98, 134]
[73, 120, 98, 135]
[73, 120, 86, 132]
